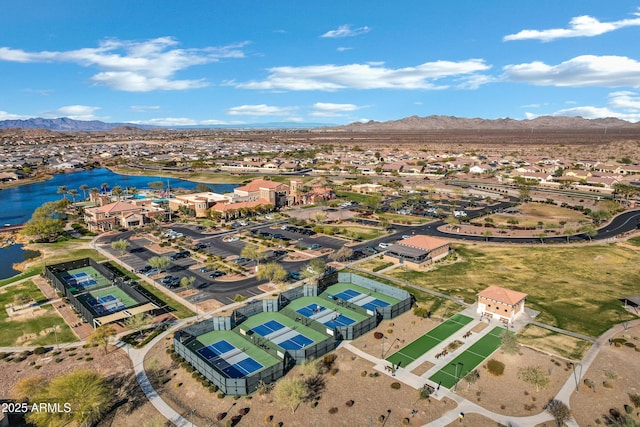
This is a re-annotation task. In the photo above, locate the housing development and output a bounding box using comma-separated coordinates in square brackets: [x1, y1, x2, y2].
[1, 121, 639, 427]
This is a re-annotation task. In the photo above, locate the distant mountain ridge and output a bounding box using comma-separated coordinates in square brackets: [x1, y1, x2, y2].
[0, 117, 156, 131]
[1, 115, 638, 132]
[0, 117, 332, 131]
[336, 115, 640, 130]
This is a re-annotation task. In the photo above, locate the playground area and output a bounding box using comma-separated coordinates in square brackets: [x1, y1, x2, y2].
[386, 313, 474, 368]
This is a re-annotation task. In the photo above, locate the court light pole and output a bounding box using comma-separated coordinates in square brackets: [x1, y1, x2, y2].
[453, 362, 464, 392]
[569, 362, 583, 392]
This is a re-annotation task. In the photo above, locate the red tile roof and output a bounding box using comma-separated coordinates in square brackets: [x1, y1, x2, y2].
[477, 285, 527, 305]
[399, 235, 449, 251]
[234, 179, 287, 193]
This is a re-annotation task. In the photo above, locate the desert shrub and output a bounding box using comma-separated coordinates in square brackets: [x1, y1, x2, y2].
[624, 342, 636, 348]
[603, 381, 613, 389]
[265, 415, 273, 423]
[216, 412, 227, 421]
[238, 408, 250, 416]
[624, 404, 633, 414]
[209, 385, 218, 393]
[487, 359, 505, 376]
[378, 415, 385, 423]
[387, 329, 393, 334]
[612, 338, 626, 345]
[33, 347, 47, 355]
[346, 400, 354, 407]
[54, 357, 64, 363]
[390, 382, 401, 390]
[328, 407, 338, 414]
[629, 393, 640, 408]
[230, 415, 242, 425]
[85, 357, 93, 361]
[373, 332, 383, 339]
[329, 368, 339, 376]
[402, 418, 410, 425]
[604, 369, 618, 379]
[217, 392, 225, 398]
[368, 372, 379, 378]
[361, 370, 368, 377]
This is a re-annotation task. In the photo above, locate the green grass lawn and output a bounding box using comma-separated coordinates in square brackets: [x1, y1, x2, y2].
[386, 243, 639, 337]
[376, 212, 431, 224]
[0, 280, 75, 346]
[315, 224, 384, 241]
[627, 236, 640, 247]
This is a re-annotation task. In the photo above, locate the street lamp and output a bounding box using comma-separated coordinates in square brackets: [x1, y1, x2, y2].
[569, 362, 583, 393]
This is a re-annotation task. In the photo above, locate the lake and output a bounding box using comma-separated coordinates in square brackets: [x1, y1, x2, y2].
[0, 168, 237, 225]
[0, 243, 40, 280]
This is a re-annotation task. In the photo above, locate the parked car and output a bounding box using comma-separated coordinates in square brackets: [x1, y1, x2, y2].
[289, 271, 302, 280]
[365, 246, 380, 254]
[273, 250, 287, 256]
[193, 243, 208, 250]
[170, 250, 191, 260]
[138, 265, 152, 274]
[209, 270, 227, 278]
[308, 243, 321, 250]
[145, 268, 160, 276]
[378, 242, 391, 249]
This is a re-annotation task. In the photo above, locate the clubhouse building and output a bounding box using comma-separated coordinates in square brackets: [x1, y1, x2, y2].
[383, 235, 451, 269]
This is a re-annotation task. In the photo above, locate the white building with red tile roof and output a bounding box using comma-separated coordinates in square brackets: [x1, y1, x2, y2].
[477, 285, 527, 323]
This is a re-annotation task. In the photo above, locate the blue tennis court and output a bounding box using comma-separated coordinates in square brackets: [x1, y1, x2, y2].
[324, 314, 356, 328]
[297, 303, 356, 328]
[333, 288, 390, 311]
[196, 340, 264, 378]
[251, 320, 285, 337]
[297, 303, 326, 317]
[97, 294, 117, 304]
[361, 299, 389, 311]
[278, 334, 314, 350]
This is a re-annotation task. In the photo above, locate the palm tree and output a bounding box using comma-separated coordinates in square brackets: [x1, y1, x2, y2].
[79, 184, 89, 201]
[57, 185, 68, 200]
[112, 186, 124, 201]
[67, 189, 79, 204]
[89, 187, 100, 202]
[100, 182, 109, 194]
[126, 186, 138, 199]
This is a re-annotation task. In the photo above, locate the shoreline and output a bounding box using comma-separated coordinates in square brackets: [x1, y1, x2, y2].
[106, 165, 252, 184]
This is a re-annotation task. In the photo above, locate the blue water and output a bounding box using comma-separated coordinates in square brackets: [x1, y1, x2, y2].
[0, 168, 237, 225]
[0, 244, 40, 280]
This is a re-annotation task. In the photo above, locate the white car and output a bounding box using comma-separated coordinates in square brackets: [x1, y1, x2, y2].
[378, 242, 391, 249]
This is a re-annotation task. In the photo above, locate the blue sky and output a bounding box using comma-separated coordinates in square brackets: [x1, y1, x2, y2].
[1, 0, 640, 125]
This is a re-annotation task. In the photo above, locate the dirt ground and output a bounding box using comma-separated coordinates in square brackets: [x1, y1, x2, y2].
[571, 325, 640, 426]
[0, 343, 166, 427]
[456, 346, 572, 417]
[145, 334, 457, 427]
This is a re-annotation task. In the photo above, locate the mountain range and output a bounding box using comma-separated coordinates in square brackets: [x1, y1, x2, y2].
[0, 115, 638, 132]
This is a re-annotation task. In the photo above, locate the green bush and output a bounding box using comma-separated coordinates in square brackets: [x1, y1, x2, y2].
[328, 407, 338, 414]
[33, 347, 47, 355]
[390, 382, 401, 390]
[487, 359, 505, 376]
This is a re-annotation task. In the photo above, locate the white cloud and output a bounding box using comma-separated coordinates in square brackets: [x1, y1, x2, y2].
[130, 105, 161, 113]
[503, 55, 640, 87]
[336, 47, 353, 52]
[608, 91, 640, 109]
[0, 37, 248, 92]
[235, 59, 491, 91]
[504, 9, 640, 42]
[525, 91, 640, 122]
[129, 117, 245, 126]
[310, 102, 361, 117]
[0, 111, 30, 120]
[226, 104, 298, 116]
[43, 105, 104, 120]
[321, 25, 370, 38]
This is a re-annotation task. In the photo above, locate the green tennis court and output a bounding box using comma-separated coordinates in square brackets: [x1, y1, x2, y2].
[428, 326, 506, 389]
[386, 313, 473, 367]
